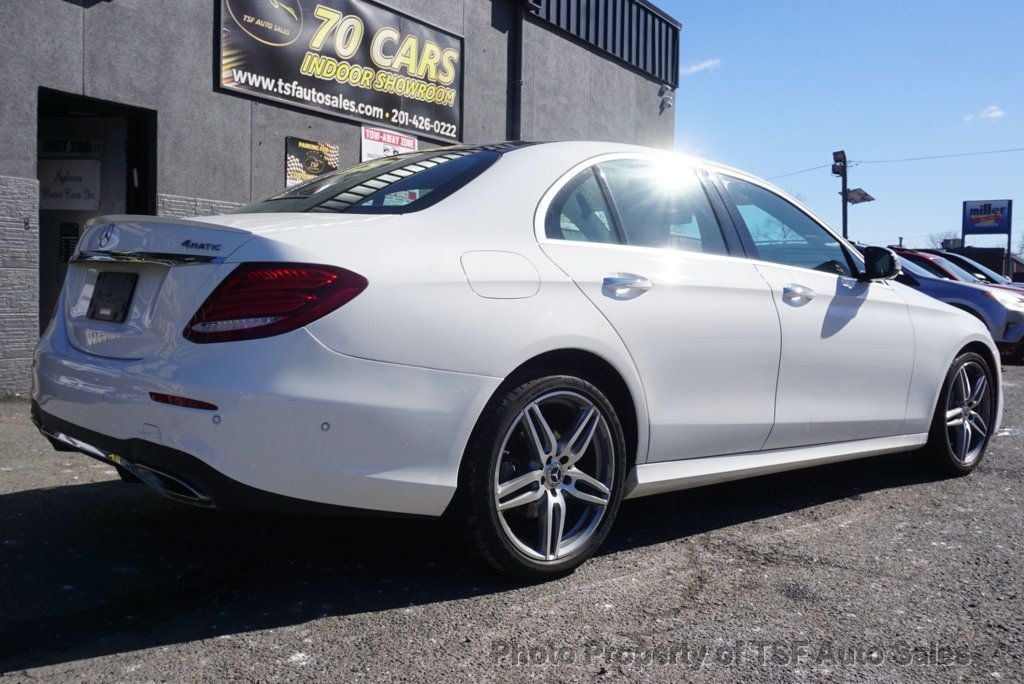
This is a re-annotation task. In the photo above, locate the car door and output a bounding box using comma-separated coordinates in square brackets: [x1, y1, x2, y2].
[537, 156, 781, 462]
[712, 172, 915, 449]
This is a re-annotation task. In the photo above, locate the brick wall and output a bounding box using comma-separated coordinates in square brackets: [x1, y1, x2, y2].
[156, 194, 244, 218]
[0, 183, 245, 395]
[0, 176, 40, 395]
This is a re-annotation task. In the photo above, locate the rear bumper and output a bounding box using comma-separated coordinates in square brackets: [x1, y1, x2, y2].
[32, 314, 502, 516]
[32, 402, 373, 513]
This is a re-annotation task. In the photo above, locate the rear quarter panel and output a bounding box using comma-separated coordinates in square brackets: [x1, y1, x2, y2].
[221, 144, 654, 462]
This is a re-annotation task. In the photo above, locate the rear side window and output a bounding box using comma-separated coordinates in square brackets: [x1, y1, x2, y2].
[545, 169, 619, 243]
[598, 160, 728, 255]
[235, 148, 501, 215]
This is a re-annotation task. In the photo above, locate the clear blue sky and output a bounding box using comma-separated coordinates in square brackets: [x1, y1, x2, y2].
[659, 0, 1023, 252]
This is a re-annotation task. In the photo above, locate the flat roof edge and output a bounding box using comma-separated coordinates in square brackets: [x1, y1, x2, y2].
[633, 0, 682, 29]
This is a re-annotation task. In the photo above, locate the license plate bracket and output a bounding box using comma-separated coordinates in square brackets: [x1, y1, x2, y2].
[87, 272, 138, 323]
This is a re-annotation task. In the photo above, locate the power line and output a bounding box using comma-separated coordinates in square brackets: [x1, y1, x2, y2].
[766, 145, 1024, 181]
[765, 164, 830, 180]
[856, 146, 1024, 165]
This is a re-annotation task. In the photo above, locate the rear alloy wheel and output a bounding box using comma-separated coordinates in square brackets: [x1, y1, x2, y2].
[460, 375, 626, 579]
[924, 352, 995, 475]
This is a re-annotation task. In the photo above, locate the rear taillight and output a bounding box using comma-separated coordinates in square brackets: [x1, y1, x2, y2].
[184, 263, 367, 343]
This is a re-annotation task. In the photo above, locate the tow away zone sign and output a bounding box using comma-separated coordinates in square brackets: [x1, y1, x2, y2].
[361, 125, 417, 161]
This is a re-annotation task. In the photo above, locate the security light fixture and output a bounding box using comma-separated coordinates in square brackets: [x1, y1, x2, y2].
[832, 150, 847, 177]
[830, 150, 873, 239]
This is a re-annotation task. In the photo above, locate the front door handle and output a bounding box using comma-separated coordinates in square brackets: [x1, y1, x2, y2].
[602, 274, 653, 300]
[782, 283, 816, 305]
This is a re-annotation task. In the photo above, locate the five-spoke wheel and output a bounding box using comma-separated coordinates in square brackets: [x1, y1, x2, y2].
[494, 391, 614, 562]
[460, 374, 626, 579]
[944, 360, 991, 466]
[926, 352, 995, 475]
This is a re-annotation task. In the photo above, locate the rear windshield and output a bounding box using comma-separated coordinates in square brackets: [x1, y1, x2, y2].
[235, 147, 501, 215]
[941, 253, 1006, 284]
[928, 255, 984, 283]
[900, 258, 936, 279]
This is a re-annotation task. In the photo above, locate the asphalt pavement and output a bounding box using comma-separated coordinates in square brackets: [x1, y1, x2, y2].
[1, 365, 1022, 682]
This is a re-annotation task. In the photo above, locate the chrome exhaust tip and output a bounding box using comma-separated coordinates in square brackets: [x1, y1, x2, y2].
[132, 463, 213, 507]
[39, 425, 214, 508]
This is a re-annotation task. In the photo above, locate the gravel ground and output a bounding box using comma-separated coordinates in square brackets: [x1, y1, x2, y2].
[1, 365, 1021, 682]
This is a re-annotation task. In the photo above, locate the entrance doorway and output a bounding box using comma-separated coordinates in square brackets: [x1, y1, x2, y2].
[36, 89, 156, 332]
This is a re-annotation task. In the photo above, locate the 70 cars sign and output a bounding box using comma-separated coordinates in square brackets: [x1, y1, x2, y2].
[220, 0, 463, 141]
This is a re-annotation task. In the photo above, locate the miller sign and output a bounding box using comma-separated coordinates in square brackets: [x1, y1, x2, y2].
[962, 199, 1012, 236]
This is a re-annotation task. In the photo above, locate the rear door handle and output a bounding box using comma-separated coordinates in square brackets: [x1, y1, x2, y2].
[602, 274, 653, 300]
[782, 283, 815, 304]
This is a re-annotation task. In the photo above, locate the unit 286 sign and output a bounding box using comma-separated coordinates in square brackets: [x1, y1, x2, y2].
[220, 0, 463, 141]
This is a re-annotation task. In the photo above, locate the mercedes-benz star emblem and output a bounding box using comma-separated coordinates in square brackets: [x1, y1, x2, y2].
[98, 224, 114, 248]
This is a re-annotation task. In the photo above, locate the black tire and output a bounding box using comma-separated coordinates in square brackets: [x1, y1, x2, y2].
[1000, 343, 1023, 366]
[458, 374, 627, 580]
[921, 351, 996, 476]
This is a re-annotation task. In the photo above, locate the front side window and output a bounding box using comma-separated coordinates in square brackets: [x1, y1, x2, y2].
[599, 160, 728, 255]
[722, 176, 853, 276]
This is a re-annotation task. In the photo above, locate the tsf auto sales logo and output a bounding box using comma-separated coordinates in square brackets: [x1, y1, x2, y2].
[226, 0, 304, 47]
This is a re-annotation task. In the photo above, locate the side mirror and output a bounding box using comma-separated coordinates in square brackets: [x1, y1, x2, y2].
[860, 246, 901, 281]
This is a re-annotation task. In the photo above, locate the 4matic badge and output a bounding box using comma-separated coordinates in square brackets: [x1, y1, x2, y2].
[181, 239, 222, 252]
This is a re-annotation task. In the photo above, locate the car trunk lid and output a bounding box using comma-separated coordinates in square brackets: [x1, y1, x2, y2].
[63, 215, 256, 359]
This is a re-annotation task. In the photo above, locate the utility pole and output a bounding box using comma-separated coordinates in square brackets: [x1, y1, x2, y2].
[832, 150, 849, 239]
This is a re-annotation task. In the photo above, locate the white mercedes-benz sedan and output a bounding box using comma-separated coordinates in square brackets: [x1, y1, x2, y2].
[33, 141, 1002, 578]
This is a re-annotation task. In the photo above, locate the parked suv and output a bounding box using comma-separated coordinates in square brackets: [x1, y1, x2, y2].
[918, 249, 1024, 291]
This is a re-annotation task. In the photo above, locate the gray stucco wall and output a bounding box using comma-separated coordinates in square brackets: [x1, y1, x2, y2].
[519, 16, 674, 147]
[0, 0, 676, 394]
[0, 0, 78, 391]
[0, 0, 672, 201]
